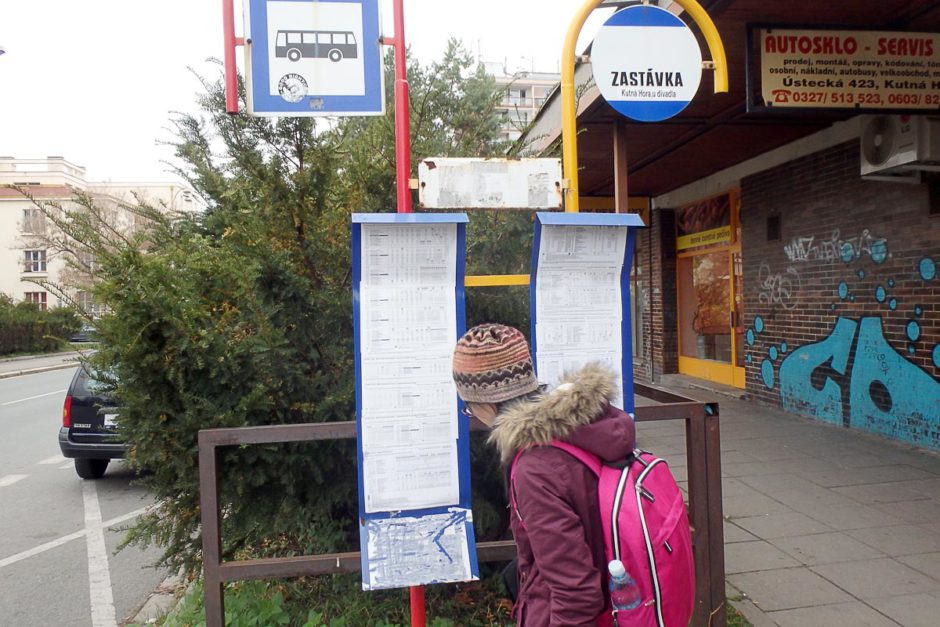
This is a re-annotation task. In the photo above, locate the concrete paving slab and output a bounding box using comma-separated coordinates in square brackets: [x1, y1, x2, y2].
[771, 531, 885, 565]
[832, 482, 931, 505]
[725, 540, 801, 574]
[767, 601, 900, 627]
[722, 492, 793, 518]
[805, 503, 907, 530]
[897, 553, 940, 580]
[771, 485, 863, 511]
[874, 499, 940, 524]
[727, 567, 853, 612]
[847, 525, 940, 557]
[733, 511, 834, 539]
[724, 520, 759, 544]
[811, 558, 940, 599]
[866, 592, 940, 627]
[739, 473, 823, 494]
[806, 465, 940, 488]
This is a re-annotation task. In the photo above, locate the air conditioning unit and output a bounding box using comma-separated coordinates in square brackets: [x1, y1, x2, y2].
[860, 115, 940, 182]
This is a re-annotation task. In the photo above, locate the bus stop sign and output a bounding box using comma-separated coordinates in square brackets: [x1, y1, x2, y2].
[245, 0, 384, 117]
[591, 5, 702, 122]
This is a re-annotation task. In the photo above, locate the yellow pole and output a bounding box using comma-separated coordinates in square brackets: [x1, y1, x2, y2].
[560, 0, 729, 214]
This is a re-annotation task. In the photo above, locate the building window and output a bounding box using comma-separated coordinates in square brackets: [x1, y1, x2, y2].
[22, 208, 45, 234]
[25, 292, 48, 310]
[24, 250, 47, 273]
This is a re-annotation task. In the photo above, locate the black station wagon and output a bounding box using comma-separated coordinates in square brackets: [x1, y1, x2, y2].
[58, 366, 123, 479]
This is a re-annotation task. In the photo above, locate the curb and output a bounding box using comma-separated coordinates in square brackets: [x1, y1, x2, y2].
[0, 362, 79, 380]
[126, 573, 186, 625]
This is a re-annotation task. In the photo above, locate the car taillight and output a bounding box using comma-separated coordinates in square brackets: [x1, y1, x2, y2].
[63, 395, 72, 428]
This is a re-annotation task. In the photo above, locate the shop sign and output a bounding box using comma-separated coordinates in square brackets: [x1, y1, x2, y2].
[676, 193, 732, 251]
[592, 5, 703, 122]
[749, 26, 940, 112]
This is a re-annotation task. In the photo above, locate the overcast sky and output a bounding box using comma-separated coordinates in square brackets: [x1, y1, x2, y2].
[0, 1, 614, 183]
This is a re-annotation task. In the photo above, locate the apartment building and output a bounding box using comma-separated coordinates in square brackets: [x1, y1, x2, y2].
[0, 156, 199, 311]
[485, 62, 560, 142]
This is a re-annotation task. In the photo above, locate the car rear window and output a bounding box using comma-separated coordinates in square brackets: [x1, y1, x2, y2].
[73, 367, 115, 397]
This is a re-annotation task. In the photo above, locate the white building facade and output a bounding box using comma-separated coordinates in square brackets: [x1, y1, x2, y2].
[0, 156, 199, 310]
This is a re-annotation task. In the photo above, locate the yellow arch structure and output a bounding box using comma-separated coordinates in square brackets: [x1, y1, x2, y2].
[561, 0, 729, 213]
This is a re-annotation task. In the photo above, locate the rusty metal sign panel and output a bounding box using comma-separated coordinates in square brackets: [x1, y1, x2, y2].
[418, 158, 562, 210]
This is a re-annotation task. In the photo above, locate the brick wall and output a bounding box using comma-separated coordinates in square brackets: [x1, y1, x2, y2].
[633, 208, 678, 382]
[741, 140, 940, 450]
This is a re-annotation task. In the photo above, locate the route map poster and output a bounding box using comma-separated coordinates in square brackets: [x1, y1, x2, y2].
[530, 213, 645, 413]
[351, 213, 478, 591]
[748, 26, 940, 112]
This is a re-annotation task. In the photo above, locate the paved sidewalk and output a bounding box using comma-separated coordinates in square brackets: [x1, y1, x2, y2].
[639, 378, 940, 627]
[0, 350, 89, 378]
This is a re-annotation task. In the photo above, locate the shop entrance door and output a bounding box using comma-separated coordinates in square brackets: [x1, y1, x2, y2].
[675, 192, 745, 388]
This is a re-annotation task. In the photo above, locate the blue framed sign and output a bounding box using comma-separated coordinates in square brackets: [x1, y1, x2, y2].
[245, 0, 385, 116]
[530, 212, 645, 412]
[351, 213, 478, 590]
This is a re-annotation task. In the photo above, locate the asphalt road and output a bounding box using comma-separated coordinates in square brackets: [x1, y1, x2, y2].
[0, 368, 167, 626]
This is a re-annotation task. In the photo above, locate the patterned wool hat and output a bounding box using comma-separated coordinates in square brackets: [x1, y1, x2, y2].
[452, 323, 540, 403]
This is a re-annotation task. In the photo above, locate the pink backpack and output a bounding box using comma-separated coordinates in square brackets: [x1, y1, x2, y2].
[511, 442, 695, 627]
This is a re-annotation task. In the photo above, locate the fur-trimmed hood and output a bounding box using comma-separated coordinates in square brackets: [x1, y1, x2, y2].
[488, 363, 634, 464]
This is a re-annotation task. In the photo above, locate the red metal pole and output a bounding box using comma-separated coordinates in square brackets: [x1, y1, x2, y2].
[393, 0, 420, 620]
[223, 0, 239, 114]
[392, 0, 412, 214]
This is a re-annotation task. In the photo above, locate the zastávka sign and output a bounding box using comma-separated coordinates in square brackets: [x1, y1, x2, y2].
[749, 26, 940, 112]
[591, 5, 703, 122]
[244, 0, 384, 117]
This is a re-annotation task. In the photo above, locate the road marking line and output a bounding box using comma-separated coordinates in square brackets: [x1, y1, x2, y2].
[83, 481, 117, 627]
[1, 388, 67, 406]
[39, 455, 67, 465]
[0, 474, 28, 487]
[0, 507, 147, 570]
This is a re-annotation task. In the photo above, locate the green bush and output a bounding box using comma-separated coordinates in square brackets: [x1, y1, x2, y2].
[0, 295, 81, 355]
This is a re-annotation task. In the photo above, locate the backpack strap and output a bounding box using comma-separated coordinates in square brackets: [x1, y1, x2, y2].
[509, 449, 527, 529]
[549, 440, 603, 476]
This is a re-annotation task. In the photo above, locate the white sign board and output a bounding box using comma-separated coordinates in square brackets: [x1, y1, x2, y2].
[591, 5, 703, 122]
[418, 158, 562, 210]
[244, 0, 384, 116]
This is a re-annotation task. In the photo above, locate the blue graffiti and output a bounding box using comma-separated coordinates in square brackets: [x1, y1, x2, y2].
[746, 353, 753, 365]
[857, 269, 866, 279]
[780, 342, 788, 353]
[908, 344, 917, 355]
[769, 346, 779, 361]
[934, 345, 940, 369]
[915, 305, 924, 317]
[779, 316, 940, 446]
[838, 282, 849, 299]
[840, 243, 855, 263]
[779, 317, 857, 424]
[889, 298, 897, 310]
[888, 278, 896, 288]
[920, 257, 936, 281]
[907, 321, 921, 342]
[875, 286, 886, 303]
[761, 360, 775, 389]
[746, 329, 755, 346]
[869, 240, 888, 264]
[754, 316, 765, 333]
[849, 318, 940, 446]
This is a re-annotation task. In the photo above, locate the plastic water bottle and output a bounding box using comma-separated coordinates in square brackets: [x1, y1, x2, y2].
[608, 559, 642, 611]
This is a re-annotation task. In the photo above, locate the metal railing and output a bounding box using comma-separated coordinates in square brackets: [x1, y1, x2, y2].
[199, 386, 724, 626]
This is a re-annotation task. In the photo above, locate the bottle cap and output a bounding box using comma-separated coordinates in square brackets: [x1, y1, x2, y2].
[608, 559, 626, 578]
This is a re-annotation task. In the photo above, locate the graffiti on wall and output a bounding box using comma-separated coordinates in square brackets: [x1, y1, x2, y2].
[757, 262, 801, 310]
[747, 242, 940, 449]
[783, 228, 889, 265]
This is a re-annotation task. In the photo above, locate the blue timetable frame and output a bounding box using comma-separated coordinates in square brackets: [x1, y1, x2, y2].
[351, 213, 477, 590]
[245, 0, 385, 116]
[530, 212, 645, 412]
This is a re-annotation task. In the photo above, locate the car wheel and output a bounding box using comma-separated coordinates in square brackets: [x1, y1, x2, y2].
[75, 458, 109, 480]
[328, 48, 343, 62]
[287, 48, 301, 62]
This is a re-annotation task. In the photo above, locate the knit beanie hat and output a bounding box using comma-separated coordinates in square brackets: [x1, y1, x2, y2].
[452, 323, 540, 404]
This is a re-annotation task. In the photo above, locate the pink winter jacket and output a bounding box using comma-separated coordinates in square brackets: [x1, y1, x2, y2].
[489, 364, 636, 627]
